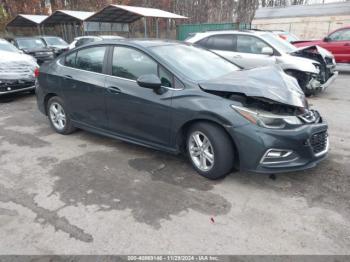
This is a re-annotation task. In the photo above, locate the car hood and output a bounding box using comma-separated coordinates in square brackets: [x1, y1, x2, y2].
[199, 66, 306, 108]
[291, 45, 334, 59]
[0, 50, 38, 80]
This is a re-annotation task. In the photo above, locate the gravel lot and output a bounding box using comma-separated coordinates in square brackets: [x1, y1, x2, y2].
[0, 72, 349, 255]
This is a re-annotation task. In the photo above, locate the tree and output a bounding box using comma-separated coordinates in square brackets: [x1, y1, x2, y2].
[235, 0, 259, 24]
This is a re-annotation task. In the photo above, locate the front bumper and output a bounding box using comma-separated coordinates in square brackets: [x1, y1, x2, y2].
[321, 71, 338, 91]
[228, 120, 329, 174]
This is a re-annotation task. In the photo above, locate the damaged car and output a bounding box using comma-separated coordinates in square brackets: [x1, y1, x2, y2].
[0, 39, 39, 96]
[36, 40, 329, 179]
[186, 30, 338, 96]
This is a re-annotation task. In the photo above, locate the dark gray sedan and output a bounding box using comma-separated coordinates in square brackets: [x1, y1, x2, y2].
[36, 40, 329, 179]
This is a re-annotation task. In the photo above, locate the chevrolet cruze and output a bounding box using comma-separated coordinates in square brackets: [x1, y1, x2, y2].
[36, 40, 329, 179]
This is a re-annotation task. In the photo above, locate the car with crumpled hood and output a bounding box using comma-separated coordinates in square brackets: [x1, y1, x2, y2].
[36, 40, 329, 179]
[186, 30, 337, 96]
[0, 45, 38, 96]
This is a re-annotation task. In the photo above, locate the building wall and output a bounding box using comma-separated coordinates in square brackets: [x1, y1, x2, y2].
[252, 15, 350, 39]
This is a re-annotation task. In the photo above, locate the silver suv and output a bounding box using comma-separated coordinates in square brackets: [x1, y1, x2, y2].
[186, 30, 337, 96]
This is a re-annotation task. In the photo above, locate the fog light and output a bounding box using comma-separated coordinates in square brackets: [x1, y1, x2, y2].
[260, 149, 296, 164]
[266, 150, 292, 158]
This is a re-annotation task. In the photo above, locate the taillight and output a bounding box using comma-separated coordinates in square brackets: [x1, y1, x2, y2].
[34, 68, 39, 78]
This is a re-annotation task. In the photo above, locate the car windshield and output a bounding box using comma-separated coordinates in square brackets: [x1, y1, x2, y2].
[260, 33, 297, 53]
[0, 41, 19, 52]
[17, 38, 46, 49]
[151, 44, 239, 81]
[44, 37, 68, 46]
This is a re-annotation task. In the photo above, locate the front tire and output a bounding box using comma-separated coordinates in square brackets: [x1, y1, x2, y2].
[47, 96, 76, 135]
[187, 122, 235, 179]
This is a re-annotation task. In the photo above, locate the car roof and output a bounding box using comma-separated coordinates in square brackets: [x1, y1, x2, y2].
[80, 38, 185, 49]
[99, 35, 124, 39]
[329, 26, 350, 34]
[185, 30, 270, 42]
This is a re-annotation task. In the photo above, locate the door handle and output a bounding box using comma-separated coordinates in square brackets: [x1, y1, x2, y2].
[64, 75, 73, 79]
[107, 86, 122, 94]
[233, 55, 242, 59]
[344, 43, 350, 46]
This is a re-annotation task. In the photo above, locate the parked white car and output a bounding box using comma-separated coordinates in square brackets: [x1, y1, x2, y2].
[186, 30, 337, 96]
[0, 39, 38, 96]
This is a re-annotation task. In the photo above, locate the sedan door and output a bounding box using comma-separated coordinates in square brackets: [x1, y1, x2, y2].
[233, 35, 276, 69]
[104, 45, 173, 147]
[59, 45, 108, 129]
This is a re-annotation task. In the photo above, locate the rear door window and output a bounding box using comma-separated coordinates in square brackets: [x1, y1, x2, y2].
[75, 46, 106, 73]
[199, 35, 235, 51]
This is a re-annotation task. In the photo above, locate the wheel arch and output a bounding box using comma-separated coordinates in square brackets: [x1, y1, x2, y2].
[44, 93, 59, 115]
[176, 118, 240, 170]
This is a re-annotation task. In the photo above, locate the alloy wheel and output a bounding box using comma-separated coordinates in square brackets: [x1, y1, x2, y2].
[189, 131, 215, 172]
[49, 102, 66, 131]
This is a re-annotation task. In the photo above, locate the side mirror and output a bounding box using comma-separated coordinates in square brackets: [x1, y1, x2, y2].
[323, 36, 330, 42]
[137, 74, 162, 90]
[261, 46, 274, 56]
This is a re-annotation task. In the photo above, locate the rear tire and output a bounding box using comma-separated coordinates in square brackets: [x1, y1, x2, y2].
[187, 122, 235, 180]
[47, 96, 76, 135]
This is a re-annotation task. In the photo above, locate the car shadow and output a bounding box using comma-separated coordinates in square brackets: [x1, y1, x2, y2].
[0, 92, 34, 103]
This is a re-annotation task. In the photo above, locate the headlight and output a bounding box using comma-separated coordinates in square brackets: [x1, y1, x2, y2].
[231, 105, 302, 129]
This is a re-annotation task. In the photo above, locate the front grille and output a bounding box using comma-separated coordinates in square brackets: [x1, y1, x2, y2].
[310, 131, 328, 155]
[0, 80, 35, 92]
